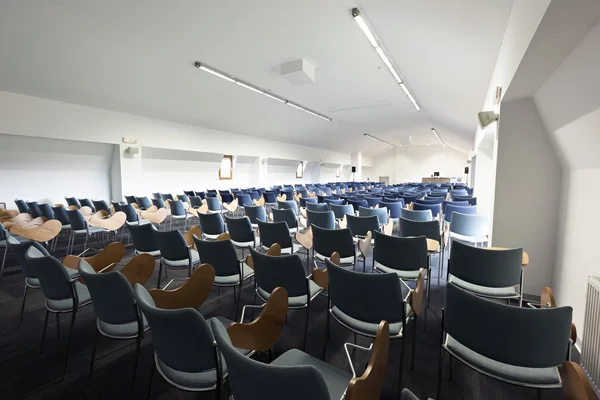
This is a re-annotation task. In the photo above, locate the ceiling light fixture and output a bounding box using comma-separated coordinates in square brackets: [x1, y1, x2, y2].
[431, 128, 445, 146]
[352, 8, 422, 111]
[363, 133, 397, 147]
[194, 62, 331, 121]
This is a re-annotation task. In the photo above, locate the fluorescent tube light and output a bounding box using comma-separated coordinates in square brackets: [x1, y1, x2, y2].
[352, 8, 421, 111]
[194, 61, 329, 121]
[431, 128, 445, 146]
[363, 133, 396, 147]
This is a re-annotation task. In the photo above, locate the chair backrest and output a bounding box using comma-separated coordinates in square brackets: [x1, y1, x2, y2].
[450, 213, 487, 237]
[8, 236, 49, 278]
[127, 222, 160, 253]
[359, 207, 388, 225]
[441, 200, 468, 214]
[400, 195, 420, 204]
[25, 250, 73, 301]
[183, 190, 196, 197]
[79, 261, 138, 324]
[272, 208, 298, 229]
[79, 198, 95, 211]
[177, 194, 190, 204]
[324, 198, 344, 206]
[299, 197, 317, 208]
[136, 196, 152, 209]
[449, 241, 523, 288]
[125, 195, 137, 204]
[65, 197, 81, 208]
[66, 209, 88, 231]
[257, 221, 292, 249]
[224, 216, 254, 243]
[306, 202, 329, 212]
[365, 197, 382, 208]
[423, 196, 445, 202]
[189, 196, 203, 208]
[152, 198, 166, 209]
[92, 200, 110, 213]
[312, 225, 355, 258]
[237, 194, 252, 207]
[161, 193, 174, 201]
[383, 197, 403, 203]
[444, 204, 476, 223]
[120, 204, 139, 223]
[38, 203, 55, 220]
[15, 199, 30, 214]
[249, 247, 307, 297]
[317, 195, 333, 204]
[26, 201, 42, 218]
[52, 205, 70, 225]
[206, 196, 222, 211]
[244, 205, 267, 224]
[195, 237, 241, 277]
[454, 196, 477, 206]
[134, 284, 219, 375]
[379, 201, 402, 218]
[168, 200, 186, 216]
[346, 214, 380, 237]
[412, 202, 441, 218]
[153, 229, 189, 262]
[399, 208, 432, 222]
[277, 200, 298, 216]
[196, 191, 207, 200]
[330, 204, 355, 220]
[198, 212, 225, 235]
[373, 231, 426, 272]
[398, 218, 440, 242]
[306, 210, 335, 230]
[445, 283, 572, 368]
[210, 318, 330, 400]
[327, 259, 405, 324]
[263, 191, 277, 203]
[347, 199, 368, 212]
[152, 192, 161, 200]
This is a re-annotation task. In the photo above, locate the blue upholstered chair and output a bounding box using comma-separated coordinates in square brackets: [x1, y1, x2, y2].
[306, 202, 329, 212]
[243, 205, 267, 229]
[256, 221, 301, 255]
[380, 201, 402, 219]
[79, 198, 96, 212]
[224, 216, 257, 257]
[272, 208, 298, 233]
[167, 200, 190, 230]
[277, 200, 299, 216]
[448, 213, 488, 247]
[152, 198, 166, 209]
[312, 225, 358, 269]
[299, 196, 317, 208]
[330, 204, 355, 221]
[65, 197, 81, 209]
[412, 202, 442, 219]
[206, 196, 224, 214]
[65, 209, 107, 254]
[347, 199, 368, 212]
[26, 201, 42, 218]
[135, 196, 152, 209]
[127, 222, 160, 257]
[15, 199, 30, 214]
[444, 204, 476, 225]
[153, 228, 200, 288]
[400, 208, 433, 222]
[441, 200, 468, 215]
[306, 210, 336, 230]
[359, 206, 388, 226]
[198, 213, 226, 240]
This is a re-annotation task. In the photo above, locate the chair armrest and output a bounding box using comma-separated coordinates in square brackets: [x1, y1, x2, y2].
[295, 227, 313, 250]
[562, 361, 595, 400]
[312, 265, 328, 291]
[184, 225, 201, 248]
[62, 242, 125, 273]
[344, 342, 374, 378]
[407, 268, 425, 316]
[149, 263, 215, 309]
[358, 231, 372, 258]
[120, 254, 155, 286]
[227, 287, 288, 351]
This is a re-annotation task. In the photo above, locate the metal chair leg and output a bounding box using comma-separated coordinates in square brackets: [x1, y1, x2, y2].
[39, 309, 50, 354]
[88, 325, 99, 384]
[63, 310, 77, 378]
[411, 315, 417, 370]
[156, 261, 163, 288]
[56, 313, 60, 338]
[303, 302, 310, 351]
[436, 349, 445, 400]
[19, 285, 29, 328]
[1, 247, 8, 278]
[398, 334, 406, 389]
[146, 360, 155, 400]
[130, 332, 142, 398]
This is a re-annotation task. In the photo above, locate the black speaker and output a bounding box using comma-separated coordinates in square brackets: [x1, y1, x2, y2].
[434, 172, 440, 177]
[464, 167, 469, 174]
[352, 166, 356, 173]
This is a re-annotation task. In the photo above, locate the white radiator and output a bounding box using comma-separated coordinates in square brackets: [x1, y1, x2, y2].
[581, 276, 600, 397]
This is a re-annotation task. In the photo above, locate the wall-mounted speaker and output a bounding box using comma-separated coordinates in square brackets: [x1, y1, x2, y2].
[352, 166, 356, 173]
[434, 172, 440, 177]
[125, 146, 139, 155]
[464, 167, 469, 174]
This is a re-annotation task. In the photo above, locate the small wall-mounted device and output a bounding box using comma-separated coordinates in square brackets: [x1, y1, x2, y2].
[125, 146, 139, 155]
[434, 172, 440, 177]
[122, 137, 138, 144]
[478, 111, 499, 128]
[352, 166, 356, 173]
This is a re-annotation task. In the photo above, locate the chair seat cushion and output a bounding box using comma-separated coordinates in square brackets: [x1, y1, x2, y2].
[331, 305, 410, 337]
[134, 249, 161, 257]
[257, 280, 323, 309]
[61, 224, 72, 230]
[156, 355, 223, 391]
[46, 282, 92, 311]
[315, 252, 357, 266]
[98, 315, 149, 339]
[171, 215, 188, 219]
[449, 232, 488, 244]
[444, 335, 560, 386]
[272, 349, 351, 400]
[214, 263, 255, 286]
[231, 238, 258, 248]
[0, 240, 6, 248]
[352, 237, 374, 246]
[163, 249, 200, 268]
[280, 243, 304, 255]
[374, 262, 420, 280]
[203, 233, 223, 240]
[448, 276, 518, 298]
[25, 276, 41, 288]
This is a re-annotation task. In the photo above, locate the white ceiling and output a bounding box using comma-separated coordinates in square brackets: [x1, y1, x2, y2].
[0, 0, 512, 158]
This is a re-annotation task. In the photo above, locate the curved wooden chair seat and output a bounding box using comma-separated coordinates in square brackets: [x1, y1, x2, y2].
[338, 215, 347, 229]
[253, 196, 265, 206]
[383, 218, 394, 236]
[216, 232, 231, 241]
[358, 231, 372, 258]
[276, 194, 287, 202]
[79, 206, 94, 216]
[131, 203, 139, 210]
[10, 219, 61, 242]
[340, 188, 346, 194]
[188, 203, 209, 217]
[309, 192, 317, 198]
[345, 321, 390, 400]
[427, 238, 440, 253]
[299, 215, 308, 228]
[63, 242, 126, 273]
[140, 208, 168, 224]
[3, 212, 33, 225]
[184, 225, 202, 248]
[145, 205, 158, 213]
[119, 254, 156, 286]
[0, 209, 19, 219]
[294, 193, 302, 202]
[311, 252, 340, 291]
[408, 268, 425, 315]
[295, 226, 313, 250]
[227, 286, 288, 352]
[89, 211, 126, 230]
[245, 243, 281, 269]
[68, 205, 79, 210]
[562, 361, 595, 400]
[223, 198, 239, 214]
[149, 263, 215, 310]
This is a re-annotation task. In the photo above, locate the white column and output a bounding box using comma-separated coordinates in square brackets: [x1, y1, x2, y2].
[119, 144, 144, 197]
[350, 151, 363, 181]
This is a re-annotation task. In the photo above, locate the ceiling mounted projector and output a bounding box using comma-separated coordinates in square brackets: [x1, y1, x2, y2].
[478, 111, 499, 127]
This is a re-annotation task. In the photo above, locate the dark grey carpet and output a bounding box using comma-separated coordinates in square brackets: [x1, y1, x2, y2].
[0, 222, 568, 400]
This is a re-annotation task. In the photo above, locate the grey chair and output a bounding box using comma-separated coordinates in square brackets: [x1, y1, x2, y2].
[161, 193, 174, 202]
[272, 208, 299, 233]
[153, 228, 200, 288]
[306, 210, 336, 230]
[413, 202, 442, 219]
[195, 237, 254, 311]
[134, 284, 241, 398]
[448, 241, 524, 305]
[330, 204, 355, 221]
[249, 247, 323, 350]
[312, 225, 358, 269]
[135, 196, 152, 210]
[65, 209, 107, 254]
[243, 205, 267, 229]
[306, 202, 329, 212]
[7, 237, 52, 326]
[79, 261, 148, 393]
[126, 222, 160, 257]
[211, 317, 390, 400]
[224, 216, 256, 258]
[346, 214, 379, 244]
[38, 203, 56, 220]
[167, 200, 190, 230]
[25, 249, 90, 379]
[92, 200, 110, 215]
[256, 220, 302, 255]
[206, 196, 224, 214]
[325, 259, 415, 387]
[400, 208, 433, 222]
[359, 206, 388, 226]
[52, 205, 72, 246]
[26, 201, 42, 218]
[437, 283, 573, 399]
[79, 198, 96, 212]
[189, 196, 204, 209]
[64, 197, 81, 209]
[15, 198, 30, 214]
[125, 195, 137, 204]
[152, 198, 166, 209]
[448, 213, 488, 247]
[399, 217, 444, 288]
[198, 212, 226, 240]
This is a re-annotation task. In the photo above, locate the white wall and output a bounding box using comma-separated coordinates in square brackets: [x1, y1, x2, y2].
[395, 146, 467, 183]
[363, 148, 396, 183]
[492, 98, 561, 295]
[0, 133, 112, 207]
